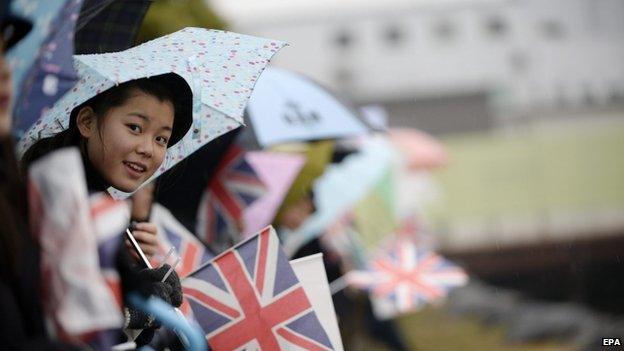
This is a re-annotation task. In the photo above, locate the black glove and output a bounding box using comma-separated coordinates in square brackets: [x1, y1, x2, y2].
[116, 241, 182, 307]
[134, 327, 156, 347]
[143, 264, 183, 308]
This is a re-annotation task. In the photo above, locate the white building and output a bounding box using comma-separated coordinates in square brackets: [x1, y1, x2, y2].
[209, 0, 624, 133]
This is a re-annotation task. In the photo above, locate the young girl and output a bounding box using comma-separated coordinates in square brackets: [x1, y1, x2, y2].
[20, 73, 192, 345]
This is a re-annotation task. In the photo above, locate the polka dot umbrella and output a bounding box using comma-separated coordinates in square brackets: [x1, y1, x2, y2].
[17, 27, 286, 199]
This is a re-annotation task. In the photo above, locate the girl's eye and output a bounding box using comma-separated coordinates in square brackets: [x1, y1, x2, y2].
[127, 124, 142, 133]
[156, 136, 169, 146]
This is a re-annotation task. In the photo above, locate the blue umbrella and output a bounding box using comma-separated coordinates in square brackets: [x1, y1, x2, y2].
[245, 67, 369, 147]
[11, 0, 82, 137]
[283, 136, 398, 254]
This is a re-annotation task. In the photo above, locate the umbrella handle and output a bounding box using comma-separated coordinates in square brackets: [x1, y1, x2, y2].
[127, 293, 206, 351]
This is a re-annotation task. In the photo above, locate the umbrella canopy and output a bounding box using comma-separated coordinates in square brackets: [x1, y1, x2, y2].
[242, 151, 305, 238]
[284, 136, 397, 253]
[273, 140, 335, 225]
[310, 136, 396, 232]
[74, 0, 151, 54]
[352, 167, 397, 251]
[7, 0, 68, 86]
[387, 128, 448, 170]
[12, 0, 82, 136]
[17, 27, 286, 199]
[7, 0, 71, 133]
[246, 67, 368, 147]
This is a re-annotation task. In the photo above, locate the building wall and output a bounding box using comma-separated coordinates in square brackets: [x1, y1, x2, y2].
[211, 0, 624, 133]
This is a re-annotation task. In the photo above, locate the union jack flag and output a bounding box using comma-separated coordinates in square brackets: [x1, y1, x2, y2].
[347, 239, 468, 315]
[197, 145, 267, 253]
[152, 204, 214, 278]
[182, 226, 335, 350]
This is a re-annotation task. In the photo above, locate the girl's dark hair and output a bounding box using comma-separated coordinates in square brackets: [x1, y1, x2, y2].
[0, 136, 29, 280]
[21, 73, 192, 174]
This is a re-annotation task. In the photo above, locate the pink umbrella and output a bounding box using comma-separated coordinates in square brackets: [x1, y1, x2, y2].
[388, 128, 448, 170]
[242, 152, 306, 238]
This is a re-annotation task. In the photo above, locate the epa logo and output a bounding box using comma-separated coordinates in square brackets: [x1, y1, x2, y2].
[603, 338, 622, 346]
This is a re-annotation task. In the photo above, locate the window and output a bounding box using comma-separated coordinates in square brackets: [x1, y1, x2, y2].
[384, 24, 405, 46]
[334, 30, 353, 49]
[485, 16, 508, 38]
[433, 19, 456, 42]
[540, 20, 565, 40]
[509, 50, 529, 73]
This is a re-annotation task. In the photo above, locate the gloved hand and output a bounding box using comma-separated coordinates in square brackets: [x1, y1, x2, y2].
[143, 264, 183, 308]
[124, 279, 172, 329]
[117, 242, 183, 338]
[117, 240, 182, 306]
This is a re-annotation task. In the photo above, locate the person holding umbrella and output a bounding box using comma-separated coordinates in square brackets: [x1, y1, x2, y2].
[19, 71, 190, 343]
[17, 27, 282, 346]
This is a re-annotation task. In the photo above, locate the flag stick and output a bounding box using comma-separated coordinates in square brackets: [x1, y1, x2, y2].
[125, 228, 153, 269]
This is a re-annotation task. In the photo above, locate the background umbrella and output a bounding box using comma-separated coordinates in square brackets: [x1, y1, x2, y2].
[285, 136, 398, 254]
[387, 127, 448, 170]
[242, 151, 306, 238]
[7, 0, 75, 136]
[74, 0, 152, 54]
[245, 67, 369, 147]
[11, 0, 82, 137]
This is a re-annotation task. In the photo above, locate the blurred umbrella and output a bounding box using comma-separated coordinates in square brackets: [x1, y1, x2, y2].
[283, 136, 396, 254]
[310, 136, 396, 232]
[242, 151, 306, 238]
[273, 140, 335, 226]
[74, 0, 152, 54]
[352, 167, 397, 251]
[246, 67, 369, 147]
[136, 0, 225, 43]
[11, 0, 81, 137]
[387, 127, 448, 170]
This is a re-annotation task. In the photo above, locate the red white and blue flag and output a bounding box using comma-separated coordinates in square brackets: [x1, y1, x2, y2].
[89, 192, 131, 308]
[27, 148, 125, 347]
[182, 226, 335, 350]
[197, 145, 267, 253]
[347, 239, 468, 317]
[152, 204, 215, 278]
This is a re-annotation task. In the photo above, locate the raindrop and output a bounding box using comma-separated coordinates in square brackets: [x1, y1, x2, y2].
[42, 74, 59, 96]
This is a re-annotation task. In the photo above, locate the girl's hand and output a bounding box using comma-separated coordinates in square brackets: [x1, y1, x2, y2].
[126, 221, 159, 263]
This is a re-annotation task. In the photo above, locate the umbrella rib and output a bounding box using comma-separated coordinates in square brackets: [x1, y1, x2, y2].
[75, 0, 117, 32]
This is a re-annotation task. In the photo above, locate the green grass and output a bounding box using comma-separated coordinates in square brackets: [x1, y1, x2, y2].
[426, 120, 624, 226]
[356, 307, 574, 351]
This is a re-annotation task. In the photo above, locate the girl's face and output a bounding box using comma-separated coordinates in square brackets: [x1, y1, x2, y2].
[78, 89, 174, 193]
